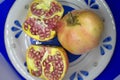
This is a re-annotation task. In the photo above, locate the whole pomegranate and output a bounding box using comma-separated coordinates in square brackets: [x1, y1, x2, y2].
[56, 10, 104, 55]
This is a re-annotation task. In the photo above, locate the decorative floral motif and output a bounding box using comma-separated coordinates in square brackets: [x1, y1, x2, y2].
[70, 70, 89, 80]
[84, 0, 99, 9]
[11, 20, 22, 38]
[100, 36, 112, 55]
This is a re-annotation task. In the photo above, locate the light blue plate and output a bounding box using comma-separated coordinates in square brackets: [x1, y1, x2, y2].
[4, 0, 116, 80]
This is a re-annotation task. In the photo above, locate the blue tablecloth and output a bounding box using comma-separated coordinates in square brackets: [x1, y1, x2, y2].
[0, 0, 120, 80]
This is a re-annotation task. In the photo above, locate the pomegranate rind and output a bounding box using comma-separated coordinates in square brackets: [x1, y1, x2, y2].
[26, 45, 69, 80]
[22, 0, 64, 41]
[57, 10, 104, 54]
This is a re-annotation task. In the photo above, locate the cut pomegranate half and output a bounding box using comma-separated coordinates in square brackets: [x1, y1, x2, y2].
[26, 45, 69, 80]
[22, 0, 64, 41]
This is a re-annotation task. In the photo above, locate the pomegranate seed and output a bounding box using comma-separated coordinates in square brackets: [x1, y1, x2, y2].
[58, 67, 63, 71]
[35, 51, 40, 56]
[46, 64, 50, 69]
[24, 25, 28, 30]
[31, 70, 42, 77]
[43, 61, 47, 66]
[48, 55, 52, 61]
[37, 55, 41, 59]
[41, 9, 45, 15]
[46, 34, 50, 38]
[44, 19, 49, 24]
[45, 27, 50, 32]
[58, 70, 63, 74]
[38, 29, 42, 34]
[51, 2, 56, 7]
[28, 52, 35, 58]
[39, 32, 45, 36]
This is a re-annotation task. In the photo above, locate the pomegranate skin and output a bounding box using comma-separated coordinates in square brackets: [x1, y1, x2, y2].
[57, 10, 104, 55]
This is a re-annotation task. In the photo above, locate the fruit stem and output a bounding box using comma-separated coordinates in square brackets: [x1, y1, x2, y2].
[69, 12, 74, 24]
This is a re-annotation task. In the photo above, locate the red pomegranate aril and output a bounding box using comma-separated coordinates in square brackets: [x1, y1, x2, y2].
[31, 31, 36, 35]
[60, 60, 63, 65]
[24, 21, 28, 26]
[32, 27, 36, 32]
[34, 61, 40, 67]
[49, 75, 53, 79]
[33, 56, 38, 61]
[43, 60, 47, 66]
[45, 31, 50, 35]
[37, 55, 41, 60]
[36, 10, 41, 14]
[28, 52, 34, 58]
[45, 59, 49, 63]
[46, 34, 50, 38]
[44, 68, 50, 73]
[44, 19, 49, 24]
[30, 47, 34, 52]
[31, 69, 42, 77]
[54, 69, 58, 73]
[24, 25, 28, 30]
[46, 64, 50, 69]
[55, 65, 59, 69]
[40, 52, 44, 57]
[45, 27, 50, 32]
[41, 9, 45, 15]
[45, 13, 51, 17]
[38, 29, 42, 34]
[52, 18, 57, 23]
[58, 67, 63, 71]
[49, 9, 54, 15]
[48, 55, 52, 62]
[39, 33, 45, 38]
[50, 8, 55, 13]
[37, 66, 42, 70]
[35, 51, 40, 56]
[31, 3, 38, 11]
[51, 2, 56, 6]
[58, 63, 61, 68]
[48, 24, 55, 29]
[58, 70, 63, 74]
[54, 15, 60, 20]
[46, 32, 50, 36]
[33, 50, 37, 54]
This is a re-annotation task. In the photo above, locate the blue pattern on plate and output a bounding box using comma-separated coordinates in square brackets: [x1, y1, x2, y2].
[100, 36, 112, 55]
[14, 20, 22, 28]
[103, 36, 112, 43]
[80, 70, 89, 76]
[11, 20, 22, 38]
[15, 31, 22, 38]
[24, 62, 27, 67]
[77, 73, 83, 80]
[85, 0, 99, 9]
[24, 62, 29, 73]
[11, 26, 20, 31]
[70, 72, 76, 80]
[70, 70, 89, 80]
[103, 44, 112, 50]
[100, 46, 105, 55]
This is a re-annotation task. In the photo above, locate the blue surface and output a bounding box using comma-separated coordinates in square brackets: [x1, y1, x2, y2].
[0, 0, 120, 80]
